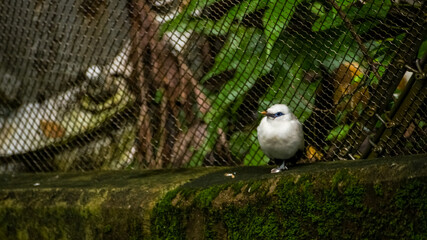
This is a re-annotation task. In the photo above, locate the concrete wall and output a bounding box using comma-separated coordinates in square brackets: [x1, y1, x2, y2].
[1, 154, 426, 239]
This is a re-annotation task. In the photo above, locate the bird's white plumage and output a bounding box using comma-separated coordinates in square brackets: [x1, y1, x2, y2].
[257, 104, 304, 172]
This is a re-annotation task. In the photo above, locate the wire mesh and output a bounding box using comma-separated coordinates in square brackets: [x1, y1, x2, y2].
[0, 0, 426, 172]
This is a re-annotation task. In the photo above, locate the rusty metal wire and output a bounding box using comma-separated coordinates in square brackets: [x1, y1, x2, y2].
[0, 0, 425, 173]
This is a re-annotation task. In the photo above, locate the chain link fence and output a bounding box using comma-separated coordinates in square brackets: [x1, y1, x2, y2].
[0, 0, 425, 172]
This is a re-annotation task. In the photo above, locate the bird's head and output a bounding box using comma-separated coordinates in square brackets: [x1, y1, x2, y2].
[260, 104, 295, 121]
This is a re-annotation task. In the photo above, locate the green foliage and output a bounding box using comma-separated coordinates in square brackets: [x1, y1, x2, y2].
[312, 0, 392, 32]
[263, 0, 303, 54]
[418, 39, 427, 58]
[229, 130, 269, 165]
[326, 123, 353, 141]
[161, 0, 401, 164]
[202, 26, 270, 123]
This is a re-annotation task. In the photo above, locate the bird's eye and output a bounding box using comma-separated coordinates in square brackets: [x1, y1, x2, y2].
[274, 112, 284, 117]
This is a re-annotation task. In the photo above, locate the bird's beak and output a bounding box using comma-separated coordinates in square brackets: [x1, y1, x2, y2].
[260, 111, 267, 116]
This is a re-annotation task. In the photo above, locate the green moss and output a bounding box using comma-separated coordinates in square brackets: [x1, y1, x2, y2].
[0, 190, 148, 240]
[194, 185, 225, 208]
[222, 205, 281, 240]
[392, 180, 427, 238]
[151, 171, 427, 239]
[374, 183, 384, 196]
[248, 180, 263, 193]
[151, 189, 185, 240]
[230, 181, 246, 195]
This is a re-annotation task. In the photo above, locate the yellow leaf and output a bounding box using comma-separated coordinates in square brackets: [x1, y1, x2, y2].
[306, 145, 323, 162]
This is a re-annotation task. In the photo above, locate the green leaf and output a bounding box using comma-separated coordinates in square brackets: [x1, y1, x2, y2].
[261, 61, 315, 122]
[322, 28, 364, 69]
[192, 19, 235, 35]
[230, 130, 269, 165]
[224, 0, 266, 23]
[259, 31, 325, 122]
[263, 0, 302, 55]
[203, 27, 271, 122]
[368, 33, 406, 84]
[311, 0, 356, 26]
[154, 88, 164, 104]
[198, 0, 266, 35]
[335, 0, 357, 7]
[369, 64, 386, 85]
[361, 0, 392, 19]
[312, 0, 391, 32]
[200, 29, 248, 82]
[310, 1, 327, 17]
[312, 8, 339, 32]
[326, 123, 353, 141]
[321, 20, 377, 69]
[418, 39, 427, 59]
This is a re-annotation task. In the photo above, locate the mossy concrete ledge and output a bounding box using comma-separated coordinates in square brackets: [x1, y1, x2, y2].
[1, 155, 426, 239]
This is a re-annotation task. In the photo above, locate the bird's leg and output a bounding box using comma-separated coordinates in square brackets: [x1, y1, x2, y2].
[271, 161, 288, 173]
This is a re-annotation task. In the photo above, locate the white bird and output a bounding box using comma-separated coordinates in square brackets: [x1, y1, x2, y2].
[257, 104, 304, 173]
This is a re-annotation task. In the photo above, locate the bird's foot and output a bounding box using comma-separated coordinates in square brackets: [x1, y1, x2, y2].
[270, 164, 288, 173]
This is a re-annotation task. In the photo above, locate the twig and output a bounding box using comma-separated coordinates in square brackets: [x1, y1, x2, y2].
[154, 93, 168, 168]
[326, 0, 381, 80]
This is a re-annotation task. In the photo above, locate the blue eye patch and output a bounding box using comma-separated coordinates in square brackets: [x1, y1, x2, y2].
[274, 112, 284, 117]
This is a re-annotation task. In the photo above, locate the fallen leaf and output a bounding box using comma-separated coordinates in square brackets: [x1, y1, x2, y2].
[306, 145, 324, 162]
[40, 120, 66, 139]
[333, 62, 364, 105]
